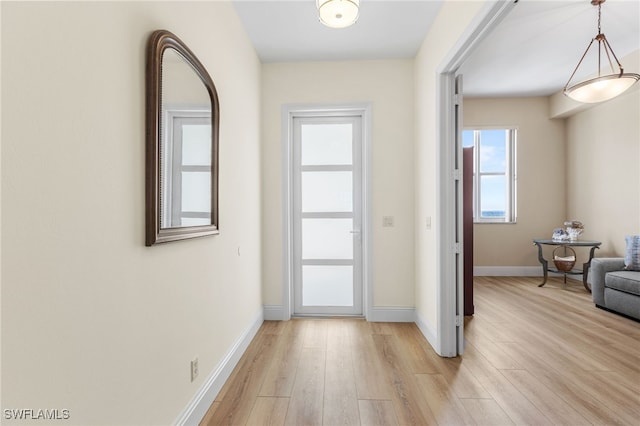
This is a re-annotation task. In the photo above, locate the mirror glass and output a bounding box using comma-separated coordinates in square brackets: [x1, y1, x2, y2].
[160, 48, 212, 228]
[146, 30, 219, 246]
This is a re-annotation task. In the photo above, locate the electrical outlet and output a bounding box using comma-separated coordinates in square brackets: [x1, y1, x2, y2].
[190, 357, 199, 382]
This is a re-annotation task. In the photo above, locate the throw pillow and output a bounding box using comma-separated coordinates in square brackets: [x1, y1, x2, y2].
[624, 235, 640, 271]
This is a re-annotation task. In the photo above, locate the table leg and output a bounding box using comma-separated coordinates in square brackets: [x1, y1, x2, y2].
[534, 242, 548, 287]
[582, 245, 600, 292]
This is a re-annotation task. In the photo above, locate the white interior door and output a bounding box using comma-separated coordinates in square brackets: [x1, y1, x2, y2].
[292, 115, 363, 316]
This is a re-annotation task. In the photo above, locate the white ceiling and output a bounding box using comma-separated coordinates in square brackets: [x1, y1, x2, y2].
[232, 0, 443, 62]
[232, 0, 640, 97]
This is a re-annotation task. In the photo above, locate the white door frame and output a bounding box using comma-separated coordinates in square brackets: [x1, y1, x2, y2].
[291, 114, 363, 316]
[436, 0, 517, 356]
[282, 103, 372, 320]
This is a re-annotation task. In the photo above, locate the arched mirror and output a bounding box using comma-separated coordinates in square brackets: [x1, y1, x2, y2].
[146, 30, 219, 246]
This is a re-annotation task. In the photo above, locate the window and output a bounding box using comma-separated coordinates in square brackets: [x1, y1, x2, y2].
[462, 128, 517, 223]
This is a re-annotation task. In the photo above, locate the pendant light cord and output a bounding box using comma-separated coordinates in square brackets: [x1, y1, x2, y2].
[597, 2, 602, 76]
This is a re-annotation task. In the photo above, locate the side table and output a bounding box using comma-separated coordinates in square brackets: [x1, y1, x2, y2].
[532, 239, 601, 292]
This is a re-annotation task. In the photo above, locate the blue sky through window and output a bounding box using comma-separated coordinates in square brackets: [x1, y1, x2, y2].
[479, 130, 506, 173]
[462, 129, 509, 218]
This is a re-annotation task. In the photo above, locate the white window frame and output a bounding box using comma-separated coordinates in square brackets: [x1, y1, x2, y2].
[463, 128, 517, 224]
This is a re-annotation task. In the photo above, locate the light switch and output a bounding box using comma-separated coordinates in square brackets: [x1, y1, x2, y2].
[426, 216, 432, 229]
[383, 216, 395, 227]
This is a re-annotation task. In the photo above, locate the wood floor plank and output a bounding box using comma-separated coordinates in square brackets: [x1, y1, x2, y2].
[459, 398, 514, 426]
[302, 318, 328, 349]
[463, 334, 523, 370]
[367, 321, 395, 335]
[531, 366, 632, 426]
[324, 320, 360, 426]
[284, 347, 325, 426]
[414, 374, 475, 425]
[500, 369, 591, 425]
[358, 400, 398, 426]
[588, 371, 640, 416]
[464, 315, 520, 344]
[497, 340, 638, 426]
[259, 320, 305, 397]
[199, 401, 220, 426]
[371, 334, 438, 425]
[207, 331, 279, 425]
[461, 343, 553, 426]
[245, 397, 289, 426]
[261, 320, 286, 335]
[392, 323, 442, 374]
[438, 360, 492, 400]
[394, 323, 491, 399]
[351, 321, 392, 400]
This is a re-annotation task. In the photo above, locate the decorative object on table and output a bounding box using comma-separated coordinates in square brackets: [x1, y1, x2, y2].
[553, 246, 576, 272]
[552, 228, 568, 241]
[564, 220, 584, 241]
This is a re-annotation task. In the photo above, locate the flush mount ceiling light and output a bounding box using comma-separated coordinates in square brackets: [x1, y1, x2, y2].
[564, 0, 640, 103]
[317, 0, 359, 29]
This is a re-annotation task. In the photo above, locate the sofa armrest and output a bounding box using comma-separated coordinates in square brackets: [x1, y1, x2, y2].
[590, 258, 626, 306]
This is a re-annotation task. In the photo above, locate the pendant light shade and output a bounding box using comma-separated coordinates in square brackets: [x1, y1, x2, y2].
[565, 73, 640, 103]
[564, 0, 640, 103]
[317, 0, 359, 29]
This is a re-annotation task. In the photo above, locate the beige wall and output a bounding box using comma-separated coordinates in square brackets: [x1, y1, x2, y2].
[566, 89, 640, 256]
[414, 0, 487, 334]
[463, 97, 566, 267]
[1, 2, 261, 424]
[261, 60, 415, 309]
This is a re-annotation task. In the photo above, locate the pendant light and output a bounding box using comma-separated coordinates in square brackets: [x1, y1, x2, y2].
[564, 0, 639, 103]
[317, 0, 360, 29]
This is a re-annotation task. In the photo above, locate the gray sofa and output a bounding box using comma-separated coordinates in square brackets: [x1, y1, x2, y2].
[589, 258, 640, 320]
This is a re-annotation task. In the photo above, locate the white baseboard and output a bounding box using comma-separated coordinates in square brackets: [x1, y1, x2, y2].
[414, 310, 439, 355]
[473, 266, 581, 281]
[175, 310, 264, 426]
[367, 307, 415, 322]
[265, 305, 414, 322]
[263, 304, 287, 321]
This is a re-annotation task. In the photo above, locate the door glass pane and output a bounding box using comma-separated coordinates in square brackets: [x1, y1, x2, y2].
[479, 130, 506, 173]
[182, 171, 211, 212]
[182, 124, 211, 166]
[480, 175, 506, 218]
[302, 171, 352, 213]
[301, 123, 352, 165]
[302, 218, 353, 259]
[302, 265, 353, 306]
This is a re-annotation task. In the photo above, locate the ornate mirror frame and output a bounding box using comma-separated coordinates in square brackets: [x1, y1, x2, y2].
[145, 30, 220, 246]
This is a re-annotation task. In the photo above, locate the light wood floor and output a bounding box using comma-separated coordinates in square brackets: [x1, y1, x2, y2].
[200, 277, 640, 425]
